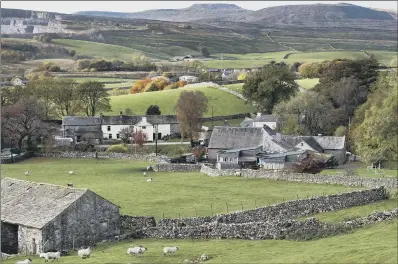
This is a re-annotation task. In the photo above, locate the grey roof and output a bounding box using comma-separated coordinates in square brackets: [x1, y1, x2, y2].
[63, 115, 178, 126]
[302, 137, 324, 153]
[63, 116, 101, 126]
[240, 118, 254, 128]
[218, 146, 261, 154]
[257, 150, 307, 159]
[313, 136, 345, 150]
[208, 126, 266, 150]
[253, 115, 279, 122]
[1, 178, 87, 229]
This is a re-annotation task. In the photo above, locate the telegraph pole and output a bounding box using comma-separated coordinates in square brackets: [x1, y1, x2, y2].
[155, 124, 158, 156]
[212, 106, 214, 127]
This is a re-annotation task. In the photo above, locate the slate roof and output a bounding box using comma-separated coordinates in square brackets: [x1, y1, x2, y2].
[63, 115, 178, 126]
[63, 116, 101, 126]
[208, 126, 265, 149]
[313, 136, 346, 150]
[253, 115, 279, 122]
[1, 178, 87, 229]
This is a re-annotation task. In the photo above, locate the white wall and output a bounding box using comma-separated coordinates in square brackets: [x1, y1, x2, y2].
[101, 125, 131, 140]
[101, 124, 171, 142]
[254, 121, 277, 130]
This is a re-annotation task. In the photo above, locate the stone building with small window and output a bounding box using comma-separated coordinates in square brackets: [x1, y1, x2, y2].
[1, 178, 120, 255]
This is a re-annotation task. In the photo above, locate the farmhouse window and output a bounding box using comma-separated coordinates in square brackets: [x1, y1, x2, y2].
[109, 134, 112, 139]
[116, 134, 120, 139]
[301, 143, 303, 146]
[107, 126, 111, 131]
[142, 126, 146, 129]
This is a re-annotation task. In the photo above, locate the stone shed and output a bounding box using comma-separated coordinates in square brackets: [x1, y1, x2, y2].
[1, 178, 120, 255]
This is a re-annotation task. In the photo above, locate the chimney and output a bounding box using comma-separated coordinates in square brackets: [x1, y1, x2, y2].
[142, 117, 147, 123]
[318, 134, 322, 136]
[224, 120, 228, 126]
[119, 110, 123, 116]
[100, 112, 103, 118]
[257, 112, 262, 117]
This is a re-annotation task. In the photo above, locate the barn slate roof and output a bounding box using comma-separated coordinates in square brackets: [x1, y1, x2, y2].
[1, 178, 87, 229]
[63, 115, 178, 126]
[1, 178, 120, 229]
[208, 126, 266, 149]
[63, 116, 101, 126]
[313, 136, 346, 150]
[253, 115, 279, 122]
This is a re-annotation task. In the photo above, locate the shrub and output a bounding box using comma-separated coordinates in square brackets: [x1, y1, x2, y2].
[107, 144, 128, 153]
[291, 152, 326, 174]
[237, 72, 246, 81]
[69, 49, 76, 57]
[90, 68, 97, 72]
[130, 78, 151, 94]
[48, 65, 61, 72]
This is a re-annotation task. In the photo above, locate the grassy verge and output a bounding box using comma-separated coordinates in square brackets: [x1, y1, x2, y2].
[295, 78, 319, 89]
[321, 168, 398, 179]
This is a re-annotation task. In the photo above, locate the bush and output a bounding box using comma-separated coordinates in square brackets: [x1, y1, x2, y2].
[291, 152, 326, 174]
[48, 65, 61, 72]
[107, 144, 128, 153]
[69, 49, 76, 57]
[90, 68, 97, 72]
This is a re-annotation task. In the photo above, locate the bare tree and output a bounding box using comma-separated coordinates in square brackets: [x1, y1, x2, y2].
[175, 91, 208, 147]
[77, 81, 111, 116]
[119, 127, 134, 143]
[1, 97, 48, 150]
[132, 130, 147, 147]
[51, 78, 82, 118]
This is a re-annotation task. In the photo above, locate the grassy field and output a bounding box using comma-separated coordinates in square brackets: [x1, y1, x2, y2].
[295, 78, 320, 89]
[108, 87, 255, 116]
[4, 221, 397, 264]
[1, 158, 362, 220]
[298, 199, 398, 222]
[321, 168, 398, 179]
[225, 83, 244, 93]
[53, 39, 147, 61]
[70, 77, 136, 83]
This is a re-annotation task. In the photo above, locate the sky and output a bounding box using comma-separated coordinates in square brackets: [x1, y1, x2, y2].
[1, 1, 397, 14]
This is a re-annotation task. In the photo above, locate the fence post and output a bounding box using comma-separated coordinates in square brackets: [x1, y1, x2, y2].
[211, 204, 213, 217]
[255, 200, 257, 208]
[73, 236, 75, 251]
[297, 194, 299, 199]
[226, 202, 229, 213]
[241, 201, 243, 211]
[178, 213, 181, 219]
[194, 207, 197, 217]
[163, 212, 165, 218]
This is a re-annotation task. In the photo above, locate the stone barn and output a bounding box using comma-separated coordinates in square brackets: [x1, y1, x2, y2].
[1, 178, 120, 255]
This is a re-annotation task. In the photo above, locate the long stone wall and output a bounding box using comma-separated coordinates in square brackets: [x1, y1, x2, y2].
[157, 187, 388, 227]
[138, 209, 398, 240]
[200, 166, 398, 189]
[1, 152, 34, 164]
[34, 151, 169, 163]
[155, 163, 202, 172]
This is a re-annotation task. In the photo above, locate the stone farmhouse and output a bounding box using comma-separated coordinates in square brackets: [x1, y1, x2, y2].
[1, 178, 120, 255]
[240, 113, 280, 130]
[207, 125, 346, 168]
[62, 113, 180, 143]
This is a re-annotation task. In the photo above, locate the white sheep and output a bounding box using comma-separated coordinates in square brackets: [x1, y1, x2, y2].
[78, 247, 91, 259]
[163, 246, 179, 255]
[143, 172, 147, 176]
[69, 170, 74, 175]
[24, 171, 30, 176]
[40, 251, 61, 262]
[127, 246, 147, 256]
[147, 178, 153, 182]
[16, 258, 32, 264]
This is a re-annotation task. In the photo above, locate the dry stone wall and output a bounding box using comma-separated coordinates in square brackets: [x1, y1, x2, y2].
[200, 166, 398, 189]
[155, 163, 202, 172]
[157, 187, 388, 227]
[120, 215, 156, 231]
[138, 209, 398, 240]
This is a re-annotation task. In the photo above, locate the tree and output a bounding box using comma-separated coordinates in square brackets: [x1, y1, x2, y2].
[125, 108, 134, 115]
[119, 127, 133, 143]
[51, 78, 82, 118]
[176, 91, 208, 147]
[1, 85, 31, 106]
[146, 105, 161, 115]
[198, 43, 210, 57]
[273, 91, 336, 136]
[242, 66, 299, 114]
[352, 72, 398, 165]
[77, 81, 111, 116]
[132, 130, 148, 147]
[298, 62, 319, 78]
[69, 49, 76, 57]
[291, 152, 326, 174]
[1, 97, 48, 150]
[334, 126, 347, 137]
[27, 77, 55, 120]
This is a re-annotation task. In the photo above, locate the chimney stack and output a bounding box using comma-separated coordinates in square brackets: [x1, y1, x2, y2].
[257, 112, 262, 117]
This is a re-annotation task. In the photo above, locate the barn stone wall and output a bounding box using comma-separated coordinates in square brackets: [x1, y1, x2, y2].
[18, 226, 42, 255]
[41, 190, 120, 252]
[1, 222, 18, 254]
[156, 187, 388, 227]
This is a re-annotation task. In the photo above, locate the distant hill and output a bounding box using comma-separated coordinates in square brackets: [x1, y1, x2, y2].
[76, 3, 397, 29]
[76, 4, 252, 22]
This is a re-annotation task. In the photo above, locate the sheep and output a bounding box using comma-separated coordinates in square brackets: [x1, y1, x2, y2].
[24, 171, 30, 176]
[69, 171, 74, 175]
[127, 246, 147, 256]
[143, 172, 147, 176]
[146, 178, 153, 182]
[78, 247, 91, 259]
[67, 183, 73, 188]
[40, 251, 61, 262]
[163, 246, 179, 255]
[16, 258, 32, 264]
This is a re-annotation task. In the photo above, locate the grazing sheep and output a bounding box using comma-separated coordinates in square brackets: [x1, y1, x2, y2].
[16, 258, 32, 264]
[69, 171, 74, 175]
[146, 178, 153, 182]
[146, 165, 153, 171]
[78, 247, 91, 259]
[25, 171, 30, 176]
[163, 246, 179, 255]
[127, 246, 147, 256]
[143, 172, 147, 176]
[67, 183, 73, 187]
[40, 251, 61, 262]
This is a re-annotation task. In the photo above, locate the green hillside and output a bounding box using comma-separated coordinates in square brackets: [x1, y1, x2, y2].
[108, 87, 255, 116]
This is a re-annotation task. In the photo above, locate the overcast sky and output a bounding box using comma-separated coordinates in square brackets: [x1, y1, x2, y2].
[2, 1, 397, 14]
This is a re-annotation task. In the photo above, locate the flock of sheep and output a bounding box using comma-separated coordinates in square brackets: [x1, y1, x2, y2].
[15, 245, 179, 263]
